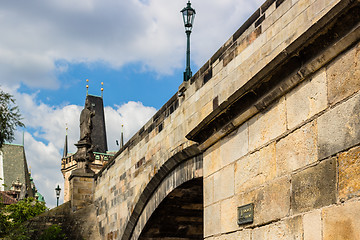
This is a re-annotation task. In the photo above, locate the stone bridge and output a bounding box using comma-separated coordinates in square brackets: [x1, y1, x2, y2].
[81, 0, 360, 239]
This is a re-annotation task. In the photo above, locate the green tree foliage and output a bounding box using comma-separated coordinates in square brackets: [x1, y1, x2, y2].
[0, 88, 25, 148]
[0, 198, 47, 237]
[38, 225, 67, 240]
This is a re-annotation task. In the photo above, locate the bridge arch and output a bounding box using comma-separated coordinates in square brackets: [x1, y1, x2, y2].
[121, 145, 203, 240]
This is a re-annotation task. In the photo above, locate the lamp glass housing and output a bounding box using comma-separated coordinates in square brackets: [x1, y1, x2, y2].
[55, 185, 61, 197]
[181, 1, 196, 32]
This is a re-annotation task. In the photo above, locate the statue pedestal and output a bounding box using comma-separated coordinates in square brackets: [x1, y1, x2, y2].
[69, 169, 94, 212]
[73, 141, 95, 169]
[69, 140, 95, 212]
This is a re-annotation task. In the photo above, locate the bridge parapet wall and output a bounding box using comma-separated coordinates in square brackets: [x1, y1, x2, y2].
[94, 0, 360, 239]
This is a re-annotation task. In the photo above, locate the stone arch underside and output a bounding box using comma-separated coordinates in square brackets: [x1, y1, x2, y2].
[139, 178, 203, 239]
[121, 145, 203, 240]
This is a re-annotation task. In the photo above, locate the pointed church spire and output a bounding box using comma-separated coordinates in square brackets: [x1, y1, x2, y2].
[63, 124, 68, 158]
[120, 125, 124, 149]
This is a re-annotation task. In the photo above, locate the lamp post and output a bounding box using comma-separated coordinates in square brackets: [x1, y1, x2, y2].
[55, 185, 61, 207]
[181, 0, 196, 82]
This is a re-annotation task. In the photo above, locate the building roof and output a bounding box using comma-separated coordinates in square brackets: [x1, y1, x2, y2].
[35, 192, 45, 203]
[0, 191, 17, 205]
[0, 144, 33, 198]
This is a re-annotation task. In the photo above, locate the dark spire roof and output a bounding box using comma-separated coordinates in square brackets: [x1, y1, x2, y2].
[120, 125, 124, 149]
[86, 95, 108, 153]
[63, 134, 68, 158]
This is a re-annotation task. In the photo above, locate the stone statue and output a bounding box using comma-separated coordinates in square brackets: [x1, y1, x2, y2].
[79, 99, 95, 144]
[73, 98, 95, 171]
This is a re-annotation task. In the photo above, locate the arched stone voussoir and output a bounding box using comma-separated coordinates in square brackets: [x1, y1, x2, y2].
[121, 144, 203, 240]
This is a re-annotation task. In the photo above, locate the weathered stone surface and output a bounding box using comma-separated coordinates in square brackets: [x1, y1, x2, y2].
[249, 97, 287, 151]
[238, 176, 290, 225]
[252, 216, 303, 240]
[268, 216, 303, 240]
[203, 142, 221, 177]
[323, 201, 360, 240]
[220, 123, 249, 168]
[70, 172, 95, 212]
[276, 121, 318, 177]
[286, 69, 327, 129]
[216, 229, 251, 240]
[235, 143, 276, 194]
[204, 202, 221, 237]
[214, 164, 234, 202]
[220, 196, 238, 234]
[291, 158, 336, 214]
[327, 42, 360, 106]
[318, 92, 360, 159]
[204, 175, 214, 207]
[338, 145, 360, 201]
[303, 209, 321, 240]
[23, 202, 101, 240]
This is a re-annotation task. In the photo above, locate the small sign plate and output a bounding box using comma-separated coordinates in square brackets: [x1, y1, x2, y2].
[237, 203, 254, 225]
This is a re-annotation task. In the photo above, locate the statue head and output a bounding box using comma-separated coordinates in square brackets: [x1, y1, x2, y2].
[85, 98, 91, 110]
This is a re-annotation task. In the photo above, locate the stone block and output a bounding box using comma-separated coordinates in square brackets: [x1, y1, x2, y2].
[251, 216, 303, 239]
[214, 164, 234, 202]
[238, 176, 290, 225]
[201, 100, 213, 120]
[249, 97, 287, 151]
[323, 201, 360, 240]
[235, 143, 276, 194]
[318, 92, 360, 159]
[217, 230, 251, 240]
[220, 123, 249, 168]
[327, 42, 360, 105]
[276, 121, 318, 177]
[286, 69, 327, 129]
[267, 216, 303, 240]
[203, 142, 221, 177]
[338, 145, 360, 201]
[291, 158, 336, 214]
[220, 197, 238, 233]
[204, 175, 214, 207]
[303, 209, 321, 240]
[204, 202, 221, 237]
[256, 177, 291, 224]
[252, 224, 267, 239]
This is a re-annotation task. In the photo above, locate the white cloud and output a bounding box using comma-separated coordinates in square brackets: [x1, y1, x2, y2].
[0, 0, 265, 208]
[105, 102, 156, 151]
[0, 0, 263, 88]
[5, 86, 156, 208]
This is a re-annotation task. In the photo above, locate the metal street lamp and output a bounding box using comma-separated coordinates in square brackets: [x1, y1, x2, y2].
[55, 185, 61, 207]
[181, 0, 196, 82]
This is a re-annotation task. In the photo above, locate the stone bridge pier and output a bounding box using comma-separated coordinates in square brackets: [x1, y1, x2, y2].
[91, 0, 360, 239]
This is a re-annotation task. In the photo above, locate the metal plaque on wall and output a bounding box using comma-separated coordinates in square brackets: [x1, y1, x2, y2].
[237, 203, 254, 225]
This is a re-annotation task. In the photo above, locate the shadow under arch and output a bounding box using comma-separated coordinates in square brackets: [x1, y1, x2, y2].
[121, 144, 203, 240]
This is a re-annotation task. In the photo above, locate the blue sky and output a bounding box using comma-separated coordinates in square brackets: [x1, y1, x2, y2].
[0, 0, 263, 208]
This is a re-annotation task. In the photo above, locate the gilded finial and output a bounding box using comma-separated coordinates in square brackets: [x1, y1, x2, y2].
[101, 82, 104, 98]
[65, 123, 68, 135]
[86, 79, 89, 96]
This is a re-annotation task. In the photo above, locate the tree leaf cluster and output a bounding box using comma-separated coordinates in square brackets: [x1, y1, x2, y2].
[0, 197, 47, 237]
[0, 88, 25, 148]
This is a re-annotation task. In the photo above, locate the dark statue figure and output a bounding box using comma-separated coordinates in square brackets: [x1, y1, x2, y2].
[73, 98, 95, 171]
[79, 99, 95, 144]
